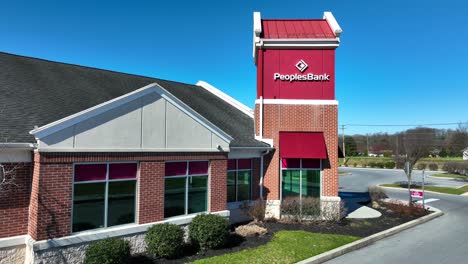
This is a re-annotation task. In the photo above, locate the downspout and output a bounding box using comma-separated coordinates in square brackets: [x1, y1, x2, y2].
[259, 149, 270, 199]
[259, 96, 263, 138]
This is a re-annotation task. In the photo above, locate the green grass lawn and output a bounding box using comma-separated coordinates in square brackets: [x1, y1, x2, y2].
[381, 183, 468, 195]
[339, 157, 462, 169]
[192, 231, 359, 264]
[432, 173, 468, 180]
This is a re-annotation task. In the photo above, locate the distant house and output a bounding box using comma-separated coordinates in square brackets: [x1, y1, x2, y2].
[463, 147, 468, 160]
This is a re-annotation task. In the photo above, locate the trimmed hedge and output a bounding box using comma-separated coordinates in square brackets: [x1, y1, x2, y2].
[428, 163, 438, 171]
[189, 214, 229, 251]
[417, 163, 427, 170]
[84, 238, 130, 264]
[443, 162, 468, 176]
[384, 161, 395, 169]
[145, 223, 184, 258]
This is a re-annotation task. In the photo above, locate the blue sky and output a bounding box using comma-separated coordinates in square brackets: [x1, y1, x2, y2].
[1, 0, 467, 135]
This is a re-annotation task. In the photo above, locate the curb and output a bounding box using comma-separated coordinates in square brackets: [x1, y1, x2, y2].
[378, 184, 464, 196]
[297, 206, 443, 264]
[428, 175, 468, 181]
[339, 167, 443, 173]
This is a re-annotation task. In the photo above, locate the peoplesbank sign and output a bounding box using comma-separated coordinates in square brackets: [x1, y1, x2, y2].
[273, 59, 330, 82]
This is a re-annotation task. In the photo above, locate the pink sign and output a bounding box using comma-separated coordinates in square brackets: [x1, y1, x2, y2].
[410, 190, 424, 198]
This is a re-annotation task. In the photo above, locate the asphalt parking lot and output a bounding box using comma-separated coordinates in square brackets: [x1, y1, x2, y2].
[327, 167, 468, 264]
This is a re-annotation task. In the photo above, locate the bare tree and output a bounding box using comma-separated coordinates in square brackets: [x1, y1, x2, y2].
[396, 127, 436, 203]
[0, 162, 19, 192]
[446, 123, 468, 156]
[0, 145, 21, 192]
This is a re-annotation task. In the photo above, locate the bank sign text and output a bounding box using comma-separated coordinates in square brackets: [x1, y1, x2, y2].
[273, 73, 330, 82]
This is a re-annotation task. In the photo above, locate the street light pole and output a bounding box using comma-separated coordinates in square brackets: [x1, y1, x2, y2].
[341, 125, 346, 160]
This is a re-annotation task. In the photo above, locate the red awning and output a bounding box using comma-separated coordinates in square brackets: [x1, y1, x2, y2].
[280, 132, 327, 159]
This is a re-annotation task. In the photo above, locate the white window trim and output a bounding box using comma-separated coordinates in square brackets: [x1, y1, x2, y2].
[164, 160, 209, 218]
[71, 161, 139, 234]
[227, 159, 253, 203]
[280, 158, 322, 200]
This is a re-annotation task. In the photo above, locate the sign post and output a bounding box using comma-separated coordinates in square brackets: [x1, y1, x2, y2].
[422, 170, 425, 208]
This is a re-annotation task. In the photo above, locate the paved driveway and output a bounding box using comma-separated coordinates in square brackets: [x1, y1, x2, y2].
[339, 167, 466, 192]
[327, 168, 468, 264]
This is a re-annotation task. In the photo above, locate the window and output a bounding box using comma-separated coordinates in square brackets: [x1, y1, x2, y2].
[281, 158, 320, 199]
[227, 159, 252, 202]
[72, 163, 137, 232]
[164, 161, 208, 218]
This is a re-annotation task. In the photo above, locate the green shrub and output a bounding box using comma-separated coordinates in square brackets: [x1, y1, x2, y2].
[384, 161, 395, 169]
[145, 223, 184, 258]
[189, 214, 229, 251]
[417, 163, 427, 170]
[369, 162, 376, 168]
[376, 162, 384, 168]
[428, 163, 438, 171]
[84, 238, 130, 264]
[353, 163, 357, 167]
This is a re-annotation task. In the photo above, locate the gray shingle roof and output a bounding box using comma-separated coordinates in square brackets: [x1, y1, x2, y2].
[0, 52, 268, 148]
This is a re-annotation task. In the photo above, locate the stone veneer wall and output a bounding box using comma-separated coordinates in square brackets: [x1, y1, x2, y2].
[0, 245, 25, 264]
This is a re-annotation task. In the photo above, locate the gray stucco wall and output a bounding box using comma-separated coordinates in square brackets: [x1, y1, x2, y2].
[39, 92, 229, 151]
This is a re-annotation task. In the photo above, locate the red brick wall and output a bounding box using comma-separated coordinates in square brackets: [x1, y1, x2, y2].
[255, 103, 339, 199]
[29, 153, 73, 241]
[0, 162, 32, 238]
[138, 161, 164, 224]
[209, 159, 227, 212]
[28, 152, 229, 240]
[251, 158, 261, 200]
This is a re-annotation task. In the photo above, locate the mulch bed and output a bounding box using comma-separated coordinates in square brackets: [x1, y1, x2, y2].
[129, 202, 430, 264]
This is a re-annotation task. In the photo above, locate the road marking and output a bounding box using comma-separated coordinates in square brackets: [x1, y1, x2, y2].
[415, 198, 439, 204]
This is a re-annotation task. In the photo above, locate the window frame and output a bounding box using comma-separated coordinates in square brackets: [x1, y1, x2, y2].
[71, 161, 139, 234]
[227, 159, 253, 203]
[280, 158, 322, 200]
[164, 160, 209, 218]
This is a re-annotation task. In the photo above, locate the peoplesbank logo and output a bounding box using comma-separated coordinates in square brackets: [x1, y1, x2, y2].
[295, 59, 308, 72]
[274, 59, 330, 82]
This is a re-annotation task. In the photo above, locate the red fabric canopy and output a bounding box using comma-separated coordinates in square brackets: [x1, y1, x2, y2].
[280, 132, 327, 159]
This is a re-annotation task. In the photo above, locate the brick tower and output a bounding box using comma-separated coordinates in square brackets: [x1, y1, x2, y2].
[253, 12, 342, 217]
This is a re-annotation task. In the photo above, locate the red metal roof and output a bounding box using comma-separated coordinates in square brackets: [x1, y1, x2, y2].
[280, 132, 328, 159]
[261, 19, 335, 39]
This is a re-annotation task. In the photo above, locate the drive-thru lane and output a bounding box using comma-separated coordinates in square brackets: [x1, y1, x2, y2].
[327, 168, 468, 264]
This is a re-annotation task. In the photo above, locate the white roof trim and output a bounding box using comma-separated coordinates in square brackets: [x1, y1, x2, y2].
[258, 38, 340, 48]
[323, 12, 342, 37]
[253, 12, 262, 37]
[255, 99, 338, 105]
[30, 83, 233, 143]
[253, 11, 262, 63]
[0, 143, 36, 149]
[196, 81, 254, 118]
[37, 148, 229, 153]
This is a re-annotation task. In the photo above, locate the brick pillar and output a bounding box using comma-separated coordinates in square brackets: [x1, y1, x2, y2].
[28, 153, 73, 241]
[251, 158, 261, 200]
[322, 105, 339, 197]
[138, 161, 164, 224]
[262, 151, 280, 200]
[209, 159, 227, 212]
